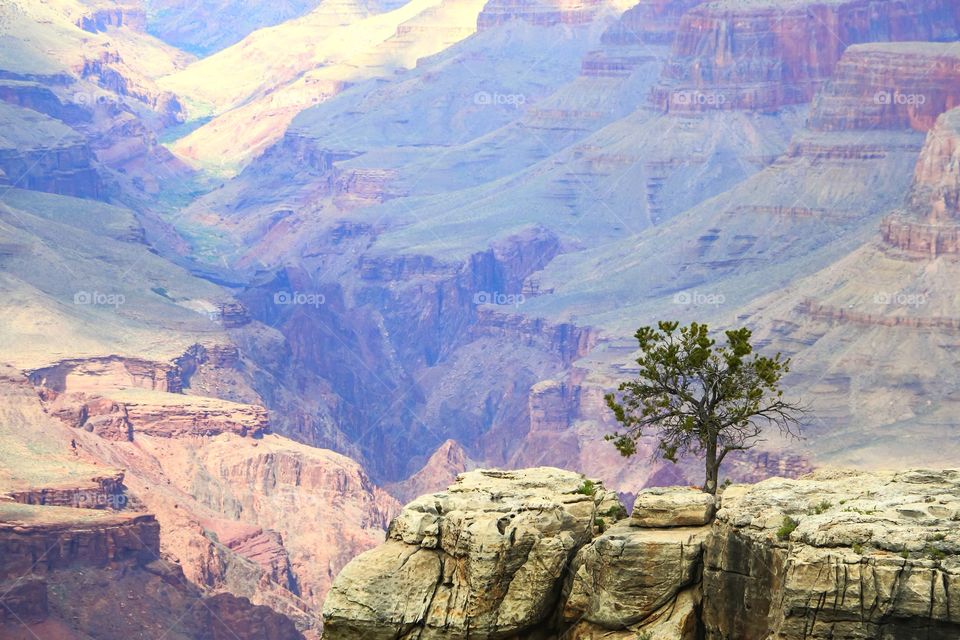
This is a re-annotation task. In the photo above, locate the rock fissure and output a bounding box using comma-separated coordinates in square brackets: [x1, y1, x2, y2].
[323, 468, 960, 640]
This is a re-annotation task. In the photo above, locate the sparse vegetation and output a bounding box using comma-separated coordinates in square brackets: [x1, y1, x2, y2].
[601, 504, 628, 521]
[926, 532, 947, 542]
[594, 517, 607, 533]
[925, 545, 946, 561]
[852, 542, 863, 554]
[842, 506, 877, 515]
[605, 322, 805, 494]
[810, 500, 833, 515]
[777, 516, 799, 541]
[575, 479, 597, 496]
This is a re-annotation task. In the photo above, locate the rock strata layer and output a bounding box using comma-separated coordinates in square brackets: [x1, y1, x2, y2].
[322, 467, 960, 640]
[322, 467, 620, 639]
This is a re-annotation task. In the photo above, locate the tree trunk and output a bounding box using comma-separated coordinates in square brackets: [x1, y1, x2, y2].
[704, 439, 719, 494]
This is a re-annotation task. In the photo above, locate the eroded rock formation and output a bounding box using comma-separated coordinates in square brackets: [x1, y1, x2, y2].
[323, 468, 620, 638]
[477, 0, 604, 30]
[654, 0, 960, 113]
[322, 467, 960, 640]
[883, 107, 960, 255]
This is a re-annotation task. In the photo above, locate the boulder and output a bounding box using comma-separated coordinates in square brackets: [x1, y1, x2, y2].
[631, 486, 716, 527]
[563, 587, 701, 640]
[322, 467, 622, 639]
[563, 521, 709, 628]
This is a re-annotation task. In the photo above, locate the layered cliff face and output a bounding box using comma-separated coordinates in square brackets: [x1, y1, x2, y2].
[654, 0, 960, 113]
[2, 348, 401, 636]
[882, 107, 960, 254]
[323, 467, 960, 640]
[734, 105, 960, 469]
[808, 43, 960, 133]
[0, 365, 305, 639]
[0, 504, 304, 640]
[477, 0, 608, 29]
[0, 102, 102, 199]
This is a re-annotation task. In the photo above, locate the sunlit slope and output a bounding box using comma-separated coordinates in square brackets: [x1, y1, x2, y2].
[144, 0, 328, 55]
[160, 0, 490, 171]
[1, 0, 193, 82]
[174, 17, 637, 262]
[0, 188, 233, 368]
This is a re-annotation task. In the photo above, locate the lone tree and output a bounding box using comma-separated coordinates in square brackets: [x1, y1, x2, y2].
[605, 321, 804, 494]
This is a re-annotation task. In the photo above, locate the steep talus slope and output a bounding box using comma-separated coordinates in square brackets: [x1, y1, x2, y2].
[323, 467, 960, 640]
[160, 0, 488, 171]
[0, 0, 194, 196]
[739, 105, 960, 468]
[142, 0, 331, 55]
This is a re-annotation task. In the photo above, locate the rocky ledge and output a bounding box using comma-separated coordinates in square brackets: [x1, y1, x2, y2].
[322, 467, 960, 639]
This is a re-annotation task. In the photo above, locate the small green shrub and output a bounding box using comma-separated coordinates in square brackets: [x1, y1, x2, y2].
[601, 504, 628, 521]
[776, 516, 799, 541]
[926, 532, 947, 542]
[810, 500, 833, 515]
[926, 545, 946, 561]
[852, 542, 863, 554]
[576, 479, 597, 496]
[594, 517, 607, 533]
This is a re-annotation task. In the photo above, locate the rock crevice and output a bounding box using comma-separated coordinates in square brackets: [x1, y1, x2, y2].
[322, 467, 960, 640]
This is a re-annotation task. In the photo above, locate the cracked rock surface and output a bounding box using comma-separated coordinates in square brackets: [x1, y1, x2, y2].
[321, 467, 620, 639]
[704, 468, 960, 640]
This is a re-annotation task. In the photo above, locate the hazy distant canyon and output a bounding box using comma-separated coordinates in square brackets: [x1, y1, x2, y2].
[2, 0, 960, 636]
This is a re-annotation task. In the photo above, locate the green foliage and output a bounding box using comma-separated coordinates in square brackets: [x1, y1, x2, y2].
[900, 550, 910, 560]
[925, 545, 946, 561]
[852, 542, 863, 554]
[776, 516, 799, 541]
[809, 500, 833, 515]
[601, 504, 628, 521]
[605, 321, 804, 493]
[594, 517, 607, 533]
[926, 532, 947, 542]
[575, 479, 597, 496]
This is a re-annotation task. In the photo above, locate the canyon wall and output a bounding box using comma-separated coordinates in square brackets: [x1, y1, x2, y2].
[882, 107, 960, 255]
[654, 0, 960, 113]
[0, 504, 304, 640]
[322, 467, 960, 640]
[477, 0, 605, 30]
